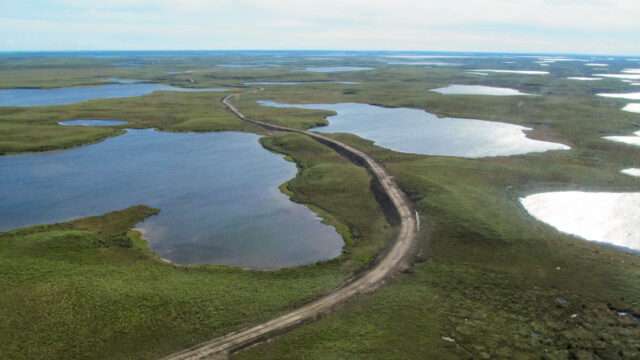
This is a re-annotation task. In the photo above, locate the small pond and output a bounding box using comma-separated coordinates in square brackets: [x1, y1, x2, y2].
[301, 67, 373, 72]
[520, 191, 640, 252]
[59, 120, 127, 126]
[431, 85, 531, 96]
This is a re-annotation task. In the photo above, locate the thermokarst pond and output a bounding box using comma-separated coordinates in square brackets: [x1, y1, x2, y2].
[520, 192, 640, 252]
[259, 101, 569, 158]
[430, 85, 531, 96]
[0, 129, 343, 269]
[59, 119, 127, 126]
[0, 83, 227, 106]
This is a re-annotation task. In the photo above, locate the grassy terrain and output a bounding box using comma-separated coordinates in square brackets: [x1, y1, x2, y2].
[2, 53, 640, 358]
[236, 134, 640, 359]
[0, 132, 391, 359]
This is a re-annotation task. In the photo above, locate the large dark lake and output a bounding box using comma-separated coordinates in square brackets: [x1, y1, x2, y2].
[0, 129, 343, 269]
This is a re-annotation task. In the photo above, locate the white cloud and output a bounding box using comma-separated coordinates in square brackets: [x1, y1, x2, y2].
[2, 0, 640, 53]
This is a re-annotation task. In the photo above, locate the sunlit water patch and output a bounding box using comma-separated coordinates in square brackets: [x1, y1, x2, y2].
[595, 74, 640, 80]
[622, 168, 640, 178]
[387, 61, 457, 66]
[623, 104, 640, 113]
[597, 92, 640, 100]
[603, 130, 640, 146]
[431, 85, 531, 96]
[0, 84, 227, 106]
[520, 192, 640, 251]
[567, 77, 602, 81]
[0, 129, 343, 269]
[301, 67, 373, 72]
[259, 101, 569, 158]
[59, 120, 127, 126]
[472, 69, 549, 75]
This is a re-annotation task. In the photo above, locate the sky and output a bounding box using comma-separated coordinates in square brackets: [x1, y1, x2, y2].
[1, 0, 640, 55]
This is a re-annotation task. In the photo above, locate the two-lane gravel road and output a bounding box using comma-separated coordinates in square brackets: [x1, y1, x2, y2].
[162, 89, 419, 360]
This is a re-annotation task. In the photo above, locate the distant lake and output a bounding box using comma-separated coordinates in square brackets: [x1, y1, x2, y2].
[301, 67, 373, 72]
[520, 191, 640, 252]
[260, 101, 569, 158]
[0, 84, 227, 107]
[59, 120, 127, 126]
[471, 69, 549, 75]
[431, 85, 531, 96]
[0, 129, 343, 269]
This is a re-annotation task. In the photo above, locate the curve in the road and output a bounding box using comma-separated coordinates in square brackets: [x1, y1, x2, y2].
[162, 88, 419, 360]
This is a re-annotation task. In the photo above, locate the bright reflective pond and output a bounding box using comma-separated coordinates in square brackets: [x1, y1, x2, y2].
[0, 129, 343, 269]
[259, 101, 569, 158]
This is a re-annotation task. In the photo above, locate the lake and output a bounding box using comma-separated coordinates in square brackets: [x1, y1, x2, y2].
[622, 168, 640, 178]
[0, 129, 343, 269]
[59, 120, 127, 126]
[259, 101, 569, 158]
[597, 92, 640, 100]
[520, 191, 640, 252]
[604, 130, 640, 146]
[301, 67, 373, 72]
[471, 69, 549, 75]
[0, 84, 227, 107]
[431, 85, 531, 96]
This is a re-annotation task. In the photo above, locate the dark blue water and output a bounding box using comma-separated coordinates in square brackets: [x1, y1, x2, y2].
[0, 84, 227, 107]
[59, 120, 127, 126]
[0, 129, 343, 269]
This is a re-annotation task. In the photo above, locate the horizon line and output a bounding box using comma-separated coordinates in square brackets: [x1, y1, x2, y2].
[0, 49, 639, 58]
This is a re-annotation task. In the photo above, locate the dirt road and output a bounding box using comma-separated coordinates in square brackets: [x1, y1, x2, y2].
[162, 89, 418, 360]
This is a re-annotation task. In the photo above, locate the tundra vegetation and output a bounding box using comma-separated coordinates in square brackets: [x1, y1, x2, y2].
[0, 52, 638, 358]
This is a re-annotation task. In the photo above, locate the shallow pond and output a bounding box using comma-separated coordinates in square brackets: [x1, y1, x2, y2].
[622, 168, 640, 177]
[259, 101, 569, 158]
[431, 85, 530, 96]
[471, 69, 549, 75]
[0, 84, 227, 106]
[597, 92, 640, 100]
[59, 119, 127, 126]
[520, 192, 640, 251]
[623, 104, 640, 113]
[301, 67, 373, 72]
[567, 77, 602, 81]
[604, 130, 640, 146]
[0, 129, 343, 269]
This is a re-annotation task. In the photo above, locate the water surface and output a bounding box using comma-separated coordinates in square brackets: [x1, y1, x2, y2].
[520, 192, 640, 251]
[472, 69, 549, 75]
[594, 74, 640, 80]
[259, 101, 569, 158]
[604, 130, 640, 146]
[0, 129, 343, 269]
[59, 120, 127, 126]
[431, 85, 530, 96]
[0, 84, 227, 106]
[622, 168, 640, 177]
[301, 67, 373, 72]
[597, 92, 640, 100]
[623, 104, 640, 113]
[567, 77, 602, 81]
